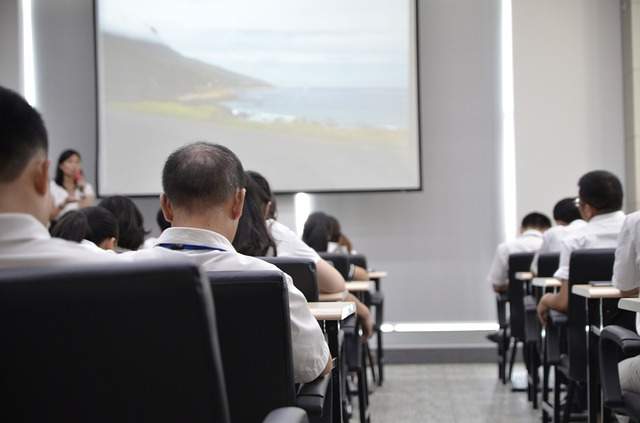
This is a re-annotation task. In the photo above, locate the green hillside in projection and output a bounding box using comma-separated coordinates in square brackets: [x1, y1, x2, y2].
[103, 33, 270, 102]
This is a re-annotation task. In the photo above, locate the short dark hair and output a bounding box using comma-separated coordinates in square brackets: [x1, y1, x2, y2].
[162, 142, 245, 210]
[578, 170, 623, 213]
[0, 86, 48, 182]
[553, 197, 581, 223]
[302, 212, 333, 252]
[54, 149, 81, 187]
[99, 196, 147, 250]
[50, 207, 119, 245]
[156, 208, 171, 231]
[521, 212, 552, 230]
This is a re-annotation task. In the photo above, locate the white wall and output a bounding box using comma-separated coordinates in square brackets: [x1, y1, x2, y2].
[512, 0, 626, 220]
[0, 0, 21, 93]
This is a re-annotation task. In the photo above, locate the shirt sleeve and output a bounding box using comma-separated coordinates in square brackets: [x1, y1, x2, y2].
[487, 243, 508, 287]
[270, 221, 322, 263]
[553, 236, 578, 280]
[82, 183, 95, 198]
[284, 272, 331, 383]
[613, 216, 640, 291]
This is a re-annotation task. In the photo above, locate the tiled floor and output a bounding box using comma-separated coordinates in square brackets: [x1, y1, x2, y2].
[358, 363, 540, 423]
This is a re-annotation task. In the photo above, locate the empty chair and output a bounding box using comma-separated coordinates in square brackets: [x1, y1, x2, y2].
[0, 262, 230, 423]
[260, 256, 319, 302]
[207, 270, 331, 423]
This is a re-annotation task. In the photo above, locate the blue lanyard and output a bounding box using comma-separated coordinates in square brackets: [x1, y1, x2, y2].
[158, 243, 226, 252]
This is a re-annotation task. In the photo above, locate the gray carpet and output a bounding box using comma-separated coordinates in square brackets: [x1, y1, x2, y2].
[357, 363, 540, 423]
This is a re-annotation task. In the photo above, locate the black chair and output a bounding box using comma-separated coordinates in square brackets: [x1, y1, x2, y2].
[207, 270, 331, 423]
[319, 252, 351, 280]
[506, 252, 536, 387]
[0, 262, 230, 423]
[260, 256, 319, 302]
[599, 326, 640, 422]
[350, 253, 385, 387]
[551, 249, 616, 422]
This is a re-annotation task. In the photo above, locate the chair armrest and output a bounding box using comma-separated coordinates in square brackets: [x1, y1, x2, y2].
[263, 407, 309, 423]
[599, 326, 640, 410]
[295, 373, 331, 416]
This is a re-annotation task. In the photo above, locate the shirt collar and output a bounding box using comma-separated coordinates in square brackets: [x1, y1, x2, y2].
[589, 210, 625, 223]
[521, 229, 543, 238]
[568, 219, 586, 228]
[0, 213, 51, 242]
[156, 227, 236, 252]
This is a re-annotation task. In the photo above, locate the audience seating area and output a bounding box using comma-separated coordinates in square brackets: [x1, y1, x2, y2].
[496, 249, 640, 423]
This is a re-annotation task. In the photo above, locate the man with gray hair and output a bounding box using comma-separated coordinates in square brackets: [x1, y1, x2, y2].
[128, 142, 331, 383]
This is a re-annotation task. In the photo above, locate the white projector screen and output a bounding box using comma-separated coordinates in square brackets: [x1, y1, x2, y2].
[96, 0, 421, 195]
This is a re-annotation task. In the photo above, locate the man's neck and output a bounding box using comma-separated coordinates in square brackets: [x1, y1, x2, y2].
[0, 187, 46, 226]
[170, 211, 235, 242]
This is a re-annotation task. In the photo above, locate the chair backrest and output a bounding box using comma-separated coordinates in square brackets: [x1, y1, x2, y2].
[566, 248, 615, 381]
[349, 254, 367, 269]
[0, 262, 229, 423]
[260, 256, 319, 302]
[537, 253, 560, 278]
[508, 252, 536, 341]
[319, 252, 350, 280]
[207, 270, 296, 423]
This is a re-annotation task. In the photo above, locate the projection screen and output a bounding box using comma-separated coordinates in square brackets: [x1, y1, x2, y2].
[96, 0, 421, 195]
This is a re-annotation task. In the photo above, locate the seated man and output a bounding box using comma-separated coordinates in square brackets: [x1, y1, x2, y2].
[530, 197, 585, 274]
[487, 212, 552, 293]
[612, 211, 640, 406]
[0, 86, 116, 268]
[537, 170, 625, 324]
[127, 142, 331, 383]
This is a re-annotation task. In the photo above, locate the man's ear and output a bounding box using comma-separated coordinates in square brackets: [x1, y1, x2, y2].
[33, 159, 50, 197]
[230, 188, 246, 220]
[160, 194, 174, 224]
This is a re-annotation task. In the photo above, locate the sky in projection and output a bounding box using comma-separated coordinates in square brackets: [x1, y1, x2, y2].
[99, 0, 410, 88]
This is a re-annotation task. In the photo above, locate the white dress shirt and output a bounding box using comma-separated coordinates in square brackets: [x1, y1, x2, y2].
[267, 219, 321, 264]
[553, 211, 626, 280]
[531, 220, 587, 274]
[612, 211, 640, 333]
[49, 180, 95, 217]
[487, 229, 544, 287]
[0, 213, 118, 269]
[125, 226, 330, 383]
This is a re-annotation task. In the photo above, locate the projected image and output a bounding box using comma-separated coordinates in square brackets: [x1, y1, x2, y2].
[97, 0, 419, 194]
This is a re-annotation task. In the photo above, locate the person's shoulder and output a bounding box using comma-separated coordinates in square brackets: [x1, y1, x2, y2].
[41, 237, 123, 262]
[623, 211, 640, 228]
[268, 219, 295, 238]
[232, 252, 285, 273]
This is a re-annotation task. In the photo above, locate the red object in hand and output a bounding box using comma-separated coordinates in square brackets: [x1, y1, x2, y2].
[74, 170, 83, 183]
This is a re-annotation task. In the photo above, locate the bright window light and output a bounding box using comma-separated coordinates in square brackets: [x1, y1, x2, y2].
[294, 192, 311, 236]
[500, 0, 516, 241]
[20, 0, 36, 106]
[380, 322, 499, 333]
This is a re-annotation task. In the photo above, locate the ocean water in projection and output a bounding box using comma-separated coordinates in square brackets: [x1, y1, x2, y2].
[97, 0, 419, 194]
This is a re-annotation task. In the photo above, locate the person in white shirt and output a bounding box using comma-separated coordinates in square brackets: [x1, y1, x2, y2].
[233, 173, 374, 337]
[125, 142, 331, 383]
[487, 212, 551, 293]
[537, 170, 626, 324]
[0, 86, 117, 268]
[50, 207, 119, 252]
[99, 196, 148, 252]
[611, 211, 640, 405]
[530, 197, 586, 275]
[49, 149, 95, 220]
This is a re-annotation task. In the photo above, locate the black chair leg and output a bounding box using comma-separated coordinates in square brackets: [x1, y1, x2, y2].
[376, 302, 384, 387]
[357, 367, 369, 423]
[508, 339, 518, 382]
[553, 366, 561, 423]
[562, 380, 575, 423]
[366, 343, 377, 388]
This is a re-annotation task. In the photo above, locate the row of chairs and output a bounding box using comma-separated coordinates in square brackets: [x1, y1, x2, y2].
[263, 253, 386, 423]
[0, 262, 328, 423]
[495, 249, 640, 422]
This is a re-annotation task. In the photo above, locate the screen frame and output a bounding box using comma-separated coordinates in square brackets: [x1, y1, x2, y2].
[93, 0, 423, 197]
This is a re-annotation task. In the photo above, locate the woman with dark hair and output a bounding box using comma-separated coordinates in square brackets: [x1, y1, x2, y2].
[301, 212, 332, 252]
[246, 170, 277, 220]
[49, 149, 95, 220]
[233, 176, 278, 256]
[50, 206, 119, 251]
[98, 196, 148, 251]
[243, 170, 374, 338]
